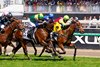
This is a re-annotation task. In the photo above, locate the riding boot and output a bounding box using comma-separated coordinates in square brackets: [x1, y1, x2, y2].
[0, 29, 5, 33]
[50, 32, 54, 41]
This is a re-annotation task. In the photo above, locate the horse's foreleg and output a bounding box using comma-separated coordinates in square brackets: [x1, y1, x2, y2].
[4, 45, 7, 55]
[9, 42, 16, 49]
[30, 39, 37, 56]
[0, 45, 2, 55]
[57, 43, 66, 54]
[69, 43, 77, 61]
[73, 45, 77, 61]
[39, 46, 46, 57]
[12, 42, 22, 54]
[11, 41, 22, 59]
[21, 41, 30, 60]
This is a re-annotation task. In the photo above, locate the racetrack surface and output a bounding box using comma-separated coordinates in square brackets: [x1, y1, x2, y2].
[3, 45, 100, 58]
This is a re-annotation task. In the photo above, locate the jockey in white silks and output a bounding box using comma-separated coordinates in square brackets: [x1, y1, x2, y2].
[22, 17, 35, 39]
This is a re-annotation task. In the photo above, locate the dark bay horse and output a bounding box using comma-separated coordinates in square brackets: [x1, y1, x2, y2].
[0, 18, 23, 55]
[55, 20, 84, 60]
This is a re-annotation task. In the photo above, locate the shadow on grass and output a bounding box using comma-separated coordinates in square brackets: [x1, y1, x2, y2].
[0, 54, 73, 61]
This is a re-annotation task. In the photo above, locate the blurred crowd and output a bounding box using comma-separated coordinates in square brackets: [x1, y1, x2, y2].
[24, 0, 100, 13]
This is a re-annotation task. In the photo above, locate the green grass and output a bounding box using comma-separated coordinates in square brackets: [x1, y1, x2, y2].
[0, 54, 100, 67]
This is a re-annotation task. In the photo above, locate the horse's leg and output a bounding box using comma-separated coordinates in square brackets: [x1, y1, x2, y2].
[69, 43, 77, 61]
[5, 42, 16, 56]
[0, 44, 2, 55]
[57, 43, 66, 54]
[9, 42, 16, 49]
[12, 42, 22, 58]
[29, 39, 37, 55]
[39, 46, 46, 57]
[4, 45, 7, 55]
[12, 42, 21, 54]
[48, 41, 63, 59]
[21, 40, 30, 59]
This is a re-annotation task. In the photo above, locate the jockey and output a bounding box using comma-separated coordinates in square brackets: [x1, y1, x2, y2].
[1, 11, 13, 25]
[30, 13, 44, 28]
[28, 13, 44, 39]
[48, 13, 54, 23]
[50, 15, 70, 40]
[59, 15, 70, 29]
[43, 15, 49, 23]
[50, 17, 62, 41]
[43, 13, 54, 24]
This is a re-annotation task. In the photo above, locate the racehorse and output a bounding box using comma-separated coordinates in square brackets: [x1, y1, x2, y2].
[34, 22, 63, 58]
[0, 18, 24, 56]
[11, 29, 37, 57]
[54, 20, 84, 60]
[8, 18, 33, 59]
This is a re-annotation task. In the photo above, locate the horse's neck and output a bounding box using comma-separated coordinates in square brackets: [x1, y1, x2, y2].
[4, 21, 17, 37]
[62, 23, 76, 35]
[46, 23, 54, 32]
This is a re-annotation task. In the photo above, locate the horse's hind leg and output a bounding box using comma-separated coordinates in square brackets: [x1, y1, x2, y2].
[57, 43, 66, 54]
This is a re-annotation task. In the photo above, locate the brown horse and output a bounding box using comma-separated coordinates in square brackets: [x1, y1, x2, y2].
[0, 18, 24, 56]
[54, 20, 84, 60]
[0, 18, 31, 60]
[11, 29, 37, 57]
[34, 23, 62, 58]
[7, 19, 33, 59]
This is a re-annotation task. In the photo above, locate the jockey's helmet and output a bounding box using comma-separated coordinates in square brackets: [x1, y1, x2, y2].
[38, 13, 44, 20]
[63, 15, 70, 21]
[44, 15, 49, 21]
[48, 13, 54, 19]
[7, 12, 13, 19]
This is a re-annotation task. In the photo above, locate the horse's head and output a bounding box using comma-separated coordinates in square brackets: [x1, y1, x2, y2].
[46, 23, 54, 32]
[14, 19, 25, 30]
[76, 20, 84, 33]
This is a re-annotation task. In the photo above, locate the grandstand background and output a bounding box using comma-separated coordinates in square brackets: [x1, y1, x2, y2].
[0, 0, 100, 49]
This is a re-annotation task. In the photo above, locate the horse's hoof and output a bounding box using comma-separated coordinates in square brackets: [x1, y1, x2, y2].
[0, 53, 2, 55]
[38, 55, 41, 57]
[27, 57, 31, 60]
[58, 56, 64, 60]
[45, 49, 52, 53]
[34, 52, 37, 56]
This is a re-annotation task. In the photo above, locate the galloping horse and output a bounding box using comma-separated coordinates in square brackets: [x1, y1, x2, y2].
[55, 20, 84, 60]
[0, 18, 23, 56]
[8, 18, 32, 59]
